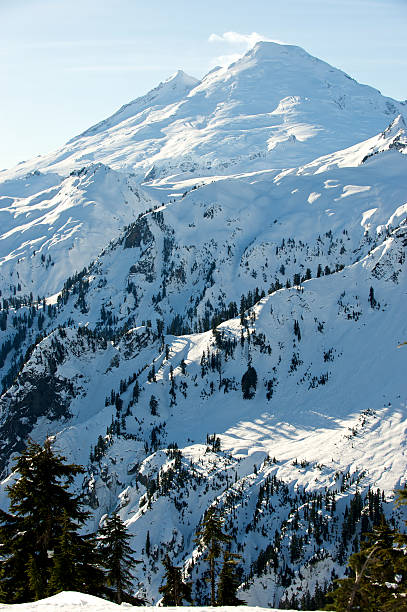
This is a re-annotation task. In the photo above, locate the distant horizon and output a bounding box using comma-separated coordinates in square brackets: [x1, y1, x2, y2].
[1, 0, 406, 171]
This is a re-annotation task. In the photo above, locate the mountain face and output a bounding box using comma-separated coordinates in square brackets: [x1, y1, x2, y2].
[0, 42, 407, 607]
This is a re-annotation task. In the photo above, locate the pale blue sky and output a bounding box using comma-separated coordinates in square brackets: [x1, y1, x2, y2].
[1, 0, 406, 170]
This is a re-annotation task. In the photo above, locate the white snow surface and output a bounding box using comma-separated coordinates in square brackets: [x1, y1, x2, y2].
[0, 591, 313, 611]
[0, 591, 124, 610]
[0, 164, 156, 294]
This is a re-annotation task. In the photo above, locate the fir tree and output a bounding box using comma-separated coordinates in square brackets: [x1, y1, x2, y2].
[98, 512, 136, 604]
[48, 516, 105, 598]
[132, 380, 140, 403]
[0, 437, 103, 603]
[159, 555, 192, 605]
[47, 510, 84, 594]
[217, 551, 245, 605]
[195, 507, 230, 605]
[396, 484, 407, 505]
[75, 532, 106, 598]
[368, 286, 377, 308]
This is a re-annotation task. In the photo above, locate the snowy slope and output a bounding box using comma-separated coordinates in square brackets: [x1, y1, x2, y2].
[0, 592, 306, 611]
[0, 591, 125, 610]
[11, 122, 403, 337]
[0, 164, 155, 295]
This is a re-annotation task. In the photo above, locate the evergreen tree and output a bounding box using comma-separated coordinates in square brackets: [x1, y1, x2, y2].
[145, 530, 151, 557]
[98, 512, 136, 604]
[395, 484, 407, 505]
[47, 510, 84, 594]
[159, 555, 192, 605]
[325, 516, 407, 611]
[132, 380, 140, 403]
[0, 438, 103, 603]
[0, 511, 28, 602]
[74, 532, 106, 598]
[195, 507, 230, 605]
[217, 551, 245, 605]
[149, 395, 159, 416]
[368, 286, 377, 308]
[241, 365, 257, 399]
[48, 518, 105, 598]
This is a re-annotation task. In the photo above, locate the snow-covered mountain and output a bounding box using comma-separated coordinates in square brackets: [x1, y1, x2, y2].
[1, 42, 405, 184]
[0, 41, 406, 608]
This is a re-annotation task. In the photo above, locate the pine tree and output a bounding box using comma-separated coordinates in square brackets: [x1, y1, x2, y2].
[195, 507, 230, 605]
[217, 551, 245, 605]
[98, 512, 136, 604]
[159, 555, 192, 605]
[0, 437, 103, 603]
[75, 532, 107, 598]
[368, 286, 377, 308]
[0, 510, 28, 602]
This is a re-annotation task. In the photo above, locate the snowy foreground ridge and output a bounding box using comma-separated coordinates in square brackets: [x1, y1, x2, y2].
[0, 41, 406, 607]
[0, 591, 313, 611]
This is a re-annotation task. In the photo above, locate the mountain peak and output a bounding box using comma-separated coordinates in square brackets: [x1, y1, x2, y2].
[383, 113, 406, 134]
[72, 70, 200, 142]
[249, 40, 306, 57]
[165, 69, 199, 88]
[231, 40, 323, 70]
[378, 114, 407, 153]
